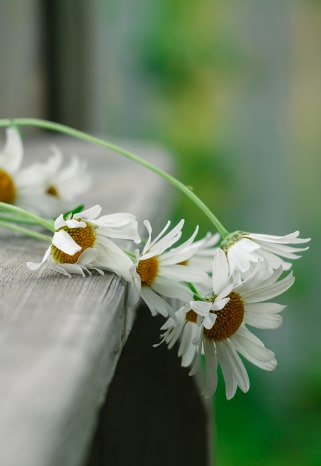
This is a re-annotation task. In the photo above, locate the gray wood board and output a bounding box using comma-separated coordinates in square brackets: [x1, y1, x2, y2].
[0, 136, 174, 466]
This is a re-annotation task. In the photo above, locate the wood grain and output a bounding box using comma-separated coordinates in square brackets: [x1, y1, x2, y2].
[0, 136, 174, 466]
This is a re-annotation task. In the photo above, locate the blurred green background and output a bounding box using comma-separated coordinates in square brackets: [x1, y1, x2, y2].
[1, 0, 320, 464]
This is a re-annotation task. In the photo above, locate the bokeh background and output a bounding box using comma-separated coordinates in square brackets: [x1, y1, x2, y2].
[1, 1, 320, 464]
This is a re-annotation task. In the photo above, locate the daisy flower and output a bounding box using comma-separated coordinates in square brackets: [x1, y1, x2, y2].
[16, 145, 92, 217]
[133, 220, 209, 318]
[220, 229, 310, 273]
[160, 248, 295, 399]
[27, 205, 140, 280]
[179, 232, 220, 273]
[0, 127, 31, 206]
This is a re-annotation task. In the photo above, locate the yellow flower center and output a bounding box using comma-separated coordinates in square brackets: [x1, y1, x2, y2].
[136, 256, 159, 286]
[186, 309, 198, 323]
[0, 168, 16, 204]
[51, 224, 96, 264]
[47, 184, 59, 197]
[186, 292, 244, 341]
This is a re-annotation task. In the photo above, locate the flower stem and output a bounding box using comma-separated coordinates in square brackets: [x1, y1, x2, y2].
[187, 282, 204, 301]
[0, 214, 49, 225]
[0, 202, 55, 232]
[0, 220, 51, 242]
[0, 118, 229, 238]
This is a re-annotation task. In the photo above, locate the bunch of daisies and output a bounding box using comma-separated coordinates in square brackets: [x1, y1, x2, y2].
[0, 127, 91, 217]
[0, 126, 310, 400]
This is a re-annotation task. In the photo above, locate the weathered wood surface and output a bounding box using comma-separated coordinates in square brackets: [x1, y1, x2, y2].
[0, 136, 175, 466]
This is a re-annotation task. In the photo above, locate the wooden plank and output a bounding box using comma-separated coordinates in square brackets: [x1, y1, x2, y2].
[0, 136, 174, 466]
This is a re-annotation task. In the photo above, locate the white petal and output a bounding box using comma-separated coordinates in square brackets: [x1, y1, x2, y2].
[27, 246, 51, 271]
[141, 220, 154, 253]
[160, 225, 199, 263]
[203, 337, 218, 398]
[74, 204, 102, 220]
[249, 231, 310, 245]
[212, 296, 230, 311]
[228, 242, 258, 273]
[216, 339, 250, 399]
[0, 127, 23, 173]
[178, 324, 194, 365]
[95, 212, 140, 242]
[231, 326, 277, 370]
[93, 237, 134, 281]
[189, 330, 203, 376]
[54, 214, 66, 230]
[64, 218, 87, 228]
[239, 237, 260, 253]
[245, 302, 286, 314]
[212, 248, 230, 295]
[152, 276, 193, 301]
[241, 271, 295, 303]
[190, 300, 212, 316]
[77, 247, 98, 264]
[53, 263, 86, 276]
[203, 313, 217, 330]
[52, 230, 82, 255]
[159, 264, 208, 283]
[245, 311, 283, 329]
[140, 286, 175, 317]
[147, 219, 184, 256]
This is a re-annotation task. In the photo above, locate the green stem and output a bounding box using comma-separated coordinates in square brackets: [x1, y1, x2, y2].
[0, 118, 229, 238]
[187, 282, 204, 301]
[0, 220, 51, 242]
[0, 202, 55, 232]
[123, 249, 136, 260]
[0, 214, 49, 225]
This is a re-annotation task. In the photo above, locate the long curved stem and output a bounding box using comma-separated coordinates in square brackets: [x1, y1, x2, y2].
[0, 220, 51, 242]
[0, 202, 55, 232]
[0, 118, 229, 238]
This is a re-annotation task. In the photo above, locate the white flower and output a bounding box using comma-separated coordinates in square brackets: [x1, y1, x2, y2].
[221, 230, 310, 273]
[16, 145, 92, 217]
[27, 205, 140, 280]
[160, 248, 295, 399]
[0, 128, 92, 217]
[0, 127, 31, 206]
[133, 220, 209, 318]
[179, 232, 220, 273]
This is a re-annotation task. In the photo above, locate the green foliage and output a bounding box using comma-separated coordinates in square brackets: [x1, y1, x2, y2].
[104, 1, 321, 463]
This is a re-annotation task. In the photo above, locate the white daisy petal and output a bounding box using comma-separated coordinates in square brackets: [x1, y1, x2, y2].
[245, 310, 283, 329]
[140, 287, 175, 318]
[242, 271, 294, 303]
[190, 300, 213, 316]
[0, 127, 23, 173]
[212, 248, 230, 295]
[75, 204, 101, 220]
[216, 340, 250, 399]
[27, 246, 51, 271]
[179, 324, 195, 365]
[230, 327, 277, 371]
[52, 230, 82, 255]
[159, 264, 208, 283]
[189, 330, 203, 376]
[152, 276, 192, 301]
[249, 231, 309, 245]
[203, 338, 218, 398]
